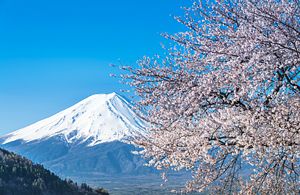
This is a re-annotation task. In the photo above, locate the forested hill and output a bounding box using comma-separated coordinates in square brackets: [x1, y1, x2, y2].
[0, 148, 109, 195]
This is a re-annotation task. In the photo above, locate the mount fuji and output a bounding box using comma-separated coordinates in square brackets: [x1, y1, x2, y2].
[0, 93, 157, 181]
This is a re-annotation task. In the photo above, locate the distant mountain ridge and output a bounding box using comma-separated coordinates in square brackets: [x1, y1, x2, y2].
[0, 93, 156, 183]
[0, 147, 108, 195]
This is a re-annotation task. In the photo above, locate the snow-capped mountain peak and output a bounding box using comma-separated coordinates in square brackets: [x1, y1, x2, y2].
[2, 93, 147, 146]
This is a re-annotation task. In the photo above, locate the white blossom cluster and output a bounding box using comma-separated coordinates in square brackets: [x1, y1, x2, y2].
[122, 0, 300, 194]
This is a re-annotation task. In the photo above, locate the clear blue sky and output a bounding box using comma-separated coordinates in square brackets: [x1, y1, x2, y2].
[0, 0, 187, 134]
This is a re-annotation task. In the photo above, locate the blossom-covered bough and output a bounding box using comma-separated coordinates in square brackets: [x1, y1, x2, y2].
[122, 0, 300, 194]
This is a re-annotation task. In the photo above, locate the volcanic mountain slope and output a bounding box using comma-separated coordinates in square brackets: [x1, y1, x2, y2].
[2, 93, 147, 145]
[0, 93, 155, 178]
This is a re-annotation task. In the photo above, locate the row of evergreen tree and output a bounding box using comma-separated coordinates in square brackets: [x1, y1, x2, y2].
[0, 148, 109, 195]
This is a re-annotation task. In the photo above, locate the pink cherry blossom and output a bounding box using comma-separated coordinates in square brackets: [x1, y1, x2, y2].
[122, 0, 300, 193]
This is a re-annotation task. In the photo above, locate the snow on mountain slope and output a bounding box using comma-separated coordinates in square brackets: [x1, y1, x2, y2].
[2, 93, 147, 146]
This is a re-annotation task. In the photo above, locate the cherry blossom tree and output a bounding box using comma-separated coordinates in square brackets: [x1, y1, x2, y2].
[122, 0, 300, 193]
